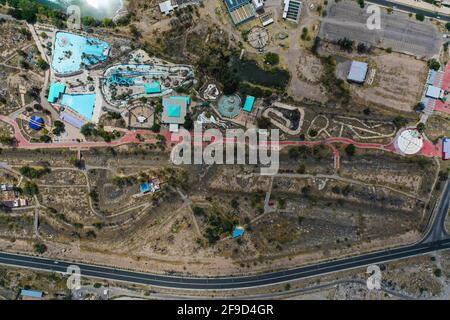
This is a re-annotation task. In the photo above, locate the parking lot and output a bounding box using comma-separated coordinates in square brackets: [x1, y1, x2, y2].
[319, 0, 442, 58]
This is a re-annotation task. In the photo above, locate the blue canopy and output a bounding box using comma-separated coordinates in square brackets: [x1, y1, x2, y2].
[29, 115, 44, 131]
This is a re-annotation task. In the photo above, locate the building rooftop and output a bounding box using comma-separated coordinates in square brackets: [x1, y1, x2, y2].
[232, 226, 245, 238]
[140, 182, 150, 194]
[48, 83, 66, 103]
[347, 61, 368, 83]
[224, 0, 249, 11]
[20, 289, 43, 298]
[443, 137, 450, 160]
[426, 85, 442, 99]
[159, 0, 176, 15]
[243, 96, 255, 112]
[282, 0, 302, 22]
[167, 105, 181, 117]
[161, 96, 189, 125]
[144, 81, 161, 94]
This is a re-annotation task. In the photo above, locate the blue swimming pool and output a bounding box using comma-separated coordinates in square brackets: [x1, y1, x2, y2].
[52, 32, 110, 74]
[60, 93, 96, 121]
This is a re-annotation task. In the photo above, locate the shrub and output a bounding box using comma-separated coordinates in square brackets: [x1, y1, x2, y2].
[34, 243, 47, 254]
[415, 13, 425, 21]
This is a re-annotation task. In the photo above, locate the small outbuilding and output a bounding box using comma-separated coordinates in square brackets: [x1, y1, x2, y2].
[20, 289, 43, 299]
[232, 226, 245, 238]
[347, 61, 369, 84]
[426, 85, 443, 99]
[443, 137, 450, 160]
[159, 0, 177, 15]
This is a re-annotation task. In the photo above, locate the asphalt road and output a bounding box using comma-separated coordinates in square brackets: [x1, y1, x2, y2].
[0, 179, 448, 290]
[425, 179, 450, 243]
[368, 0, 450, 22]
[0, 239, 449, 290]
[320, 0, 443, 58]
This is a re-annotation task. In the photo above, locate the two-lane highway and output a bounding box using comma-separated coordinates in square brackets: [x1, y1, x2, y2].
[0, 180, 448, 290]
[0, 239, 450, 290]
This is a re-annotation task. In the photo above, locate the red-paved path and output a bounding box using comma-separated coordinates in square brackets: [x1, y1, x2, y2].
[167, 130, 443, 158]
[0, 116, 443, 158]
[0, 115, 158, 149]
[434, 62, 450, 115]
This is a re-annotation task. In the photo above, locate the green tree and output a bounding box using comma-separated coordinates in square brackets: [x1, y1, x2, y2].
[264, 52, 280, 65]
[80, 123, 97, 137]
[23, 181, 39, 196]
[428, 59, 441, 71]
[257, 117, 271, 129]
[183, 114, 194, 131]
[417, 122, 426, 132]
[37, 58, 49, 70]
[34, 243, 47, 254]
[415, 13, 425, 21]
[52, 120, 65, 135]
[345, 144, 356, 157]
[39, 135, 51, 143]
[0, 135, 16, 146]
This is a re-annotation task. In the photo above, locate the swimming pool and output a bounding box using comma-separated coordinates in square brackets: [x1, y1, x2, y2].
[60, 93, 96, 121]
[52, 32, 110, 74]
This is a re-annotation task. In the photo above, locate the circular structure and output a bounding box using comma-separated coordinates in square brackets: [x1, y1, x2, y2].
[396, 129, 423, 155]
[28, 115, 44, 131]
[217, 94, 242, 118]
[247, 27, 269, 49]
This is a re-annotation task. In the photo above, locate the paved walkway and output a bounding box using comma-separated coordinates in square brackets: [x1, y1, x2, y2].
[0, 114, 444, 159]
[0, 115, 158, 149]
[434, 62, 450, 116]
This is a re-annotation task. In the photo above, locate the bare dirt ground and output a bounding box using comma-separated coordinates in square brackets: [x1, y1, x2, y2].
[320, 41, 428, 112]
[353, 53, 427, 112]
[0, 145, 438, 277]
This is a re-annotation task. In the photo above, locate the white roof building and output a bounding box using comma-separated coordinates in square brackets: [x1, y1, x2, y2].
[426, 85, 443, 99]
[347, 61, 369, 83]
[252, 0, 264, 10]
[159, 0, 178, 15]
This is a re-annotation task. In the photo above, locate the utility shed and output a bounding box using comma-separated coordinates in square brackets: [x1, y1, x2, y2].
[20, 289, 43, 299]
[426, 85, 443, 99]
[347, 61, 368, 83]
[443, 137, 450, 160]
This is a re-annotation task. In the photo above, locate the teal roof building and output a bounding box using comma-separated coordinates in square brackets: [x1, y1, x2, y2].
[167, 105, 181, 117]
[161, 96, 189, 132]
[48, 83, 66, 103]
[144, 81, 161, 94]
[243, 95, 255, 112]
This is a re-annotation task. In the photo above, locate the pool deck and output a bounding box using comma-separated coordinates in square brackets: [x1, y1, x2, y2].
[92, 76, 104, 123]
